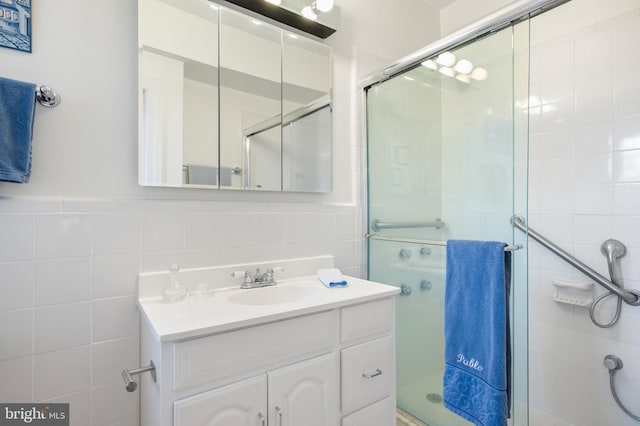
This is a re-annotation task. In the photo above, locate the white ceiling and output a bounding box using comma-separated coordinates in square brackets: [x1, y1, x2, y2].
[422, 0, 456, 10]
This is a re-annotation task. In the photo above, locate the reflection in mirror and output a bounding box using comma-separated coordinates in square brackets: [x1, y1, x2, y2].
[220, 7, 282, 190]
[282, 32, 332, 192]
[138, 0, 219, 188]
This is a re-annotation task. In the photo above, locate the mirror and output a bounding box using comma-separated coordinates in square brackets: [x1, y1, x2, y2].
[220, 6, 282, 190]
[138, 0, 332, 192]
[282, 33, 332, 192]
[138, 0, 219, 188]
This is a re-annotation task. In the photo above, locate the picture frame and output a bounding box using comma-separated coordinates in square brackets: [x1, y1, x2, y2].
[0, 0, 31, 53]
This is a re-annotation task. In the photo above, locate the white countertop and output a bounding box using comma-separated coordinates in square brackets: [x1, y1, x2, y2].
[138, 275, 399, 342]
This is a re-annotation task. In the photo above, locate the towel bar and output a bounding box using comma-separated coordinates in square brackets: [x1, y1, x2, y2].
[121, 360, 156, 392]
[371, 218, 445, 231]
[365, 234, 522, 252]
[36, 85, 61, 107]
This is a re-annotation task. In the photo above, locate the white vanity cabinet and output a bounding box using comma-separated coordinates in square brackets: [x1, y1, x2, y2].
[137, 272, 398, 426]
[174, 353, 338, 426]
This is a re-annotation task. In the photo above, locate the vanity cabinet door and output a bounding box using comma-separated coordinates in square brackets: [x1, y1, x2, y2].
[174, 375, 267, 426]
[268, 353, 339, 426]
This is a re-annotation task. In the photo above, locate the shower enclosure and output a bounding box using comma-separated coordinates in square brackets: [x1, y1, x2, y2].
[366, 21, 530, 424]
[365, 0, 640, 425]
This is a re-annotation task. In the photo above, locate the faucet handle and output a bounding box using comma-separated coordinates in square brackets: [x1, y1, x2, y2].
[265, 267, 283, 282]
[231, 270, 254, 284]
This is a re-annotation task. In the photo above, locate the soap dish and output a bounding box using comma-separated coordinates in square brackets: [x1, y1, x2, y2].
[552, 277, 594, 307]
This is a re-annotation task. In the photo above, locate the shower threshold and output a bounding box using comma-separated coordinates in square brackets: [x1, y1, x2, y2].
[397, 407, 428, 426]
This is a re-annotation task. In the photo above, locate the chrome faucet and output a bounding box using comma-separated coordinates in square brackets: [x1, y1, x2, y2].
[232, 267, 283, 289]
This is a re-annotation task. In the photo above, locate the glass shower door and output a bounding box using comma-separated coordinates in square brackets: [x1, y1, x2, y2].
[366, 23, 529, 426]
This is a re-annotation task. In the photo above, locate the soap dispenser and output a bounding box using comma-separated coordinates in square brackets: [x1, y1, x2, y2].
[162, 264, 188, 303]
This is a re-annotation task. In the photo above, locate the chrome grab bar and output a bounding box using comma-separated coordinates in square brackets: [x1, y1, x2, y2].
[511, 215, 640, 306]
[365, 233, 523, 252]
[371, 218, 445, 231]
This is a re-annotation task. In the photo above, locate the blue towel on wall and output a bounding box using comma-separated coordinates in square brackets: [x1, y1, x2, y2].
[0, 77, 37, 183]
[443, 240, 512, 426]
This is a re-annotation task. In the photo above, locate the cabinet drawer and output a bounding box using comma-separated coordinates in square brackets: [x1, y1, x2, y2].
[341, 298, 393, 344]
[341, 397, 394, 426]
[174, 310, 335, 391]
[341, 335, 393, 414]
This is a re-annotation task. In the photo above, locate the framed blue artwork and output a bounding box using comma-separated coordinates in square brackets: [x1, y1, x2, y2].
[0, 0, 31, 53]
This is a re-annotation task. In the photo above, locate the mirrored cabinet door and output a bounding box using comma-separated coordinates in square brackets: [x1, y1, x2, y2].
[282, 33, 332, 192]
[138, 0, 220, 188]
[219, 7, 282, 191]
[138, 1, 333, 192]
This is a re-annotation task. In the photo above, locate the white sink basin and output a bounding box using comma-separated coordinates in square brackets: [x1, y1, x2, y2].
[228, 284, 325, 305]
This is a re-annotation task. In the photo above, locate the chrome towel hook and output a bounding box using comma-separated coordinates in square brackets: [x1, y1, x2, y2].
[121, 360, 156, 392]
[36, 85, 61, 107]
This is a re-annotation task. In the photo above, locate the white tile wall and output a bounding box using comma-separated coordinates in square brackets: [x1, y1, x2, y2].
[0, 198, 360, 425]
[528, 3, 640, 425]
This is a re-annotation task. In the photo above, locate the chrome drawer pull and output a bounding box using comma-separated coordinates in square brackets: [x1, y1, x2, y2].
[258, 412, 265, 426]
[362, 368, 383, 379]
[276, 406, 283, 426]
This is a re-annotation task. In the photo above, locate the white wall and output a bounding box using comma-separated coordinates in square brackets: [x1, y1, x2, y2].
[0, 1, 440, 425]
[440, 0, 512, 35]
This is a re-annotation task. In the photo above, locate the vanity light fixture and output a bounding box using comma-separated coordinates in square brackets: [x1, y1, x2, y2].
[436, 51, 456, 67]
[471, 67, 488, 81]
[454, 59, 473, 75]
[301, 5, 318, 20]
[314, 0, 334, 12]
[224, 0, 338, 38]
[420, 52, 489, 84]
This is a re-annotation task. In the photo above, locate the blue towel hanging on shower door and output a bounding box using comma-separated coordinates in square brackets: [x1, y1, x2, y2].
[443, 239, 512, 426]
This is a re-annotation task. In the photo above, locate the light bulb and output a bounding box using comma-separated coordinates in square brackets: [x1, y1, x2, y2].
[455, 74, 470, 83]
[439, 66, 455, 77]
[421, 59, 438, 70]
[265, 0, 281, 4]
[471, 67, 488, 81]
[454, 59, 473, 75]
[436, 51, 456, 67]
[301, 6, 318, 20]
[315, 0, 334, 12]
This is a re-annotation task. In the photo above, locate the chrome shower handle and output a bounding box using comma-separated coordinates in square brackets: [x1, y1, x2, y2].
[601, 239, 626, 286]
